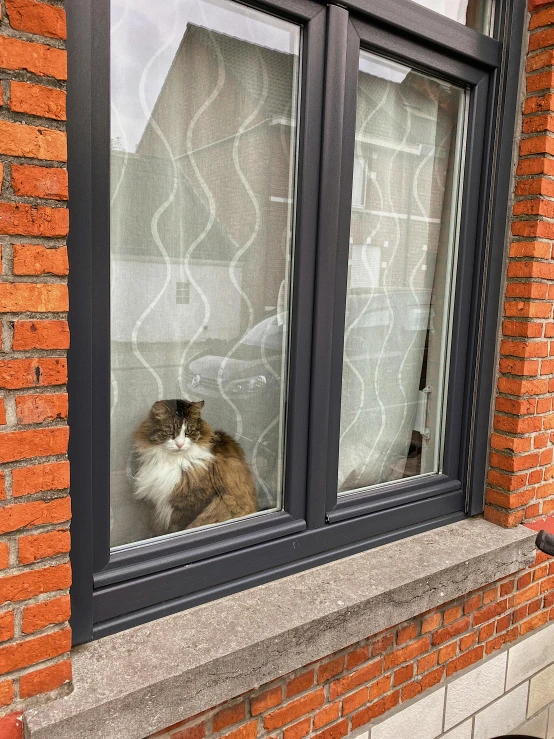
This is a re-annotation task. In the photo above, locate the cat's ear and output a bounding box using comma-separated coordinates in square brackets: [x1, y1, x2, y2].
[189, 400, 205, 415]
[150, 401, 168, 418]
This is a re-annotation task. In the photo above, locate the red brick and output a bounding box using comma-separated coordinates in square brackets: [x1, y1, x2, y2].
[421, 613, 441, 633]
[0, 121, 66, 162]
[0, 497, 70, 534]
[0, 203, 66, 244]
[350, 690, 400, 730]
[6, 0, 66, 39]
[12, 461, 69, 497]
[0, 426, 68, 462]
[530, 4, 554, 27]
[401, 682, 422, 702]
[417, 652, 438, 674]
[484, 506, 525, 528]
[341, 687, 368, 715]
[18, 529, 70, 564]
[345, 646, 369, 670]
[313, 703, 340, 730]
[329, 659, 382, 699]
[249, 686, 281, 716]
[0, 711, 22, 738]
[530, 0, 554, 12]
[520, 610, 549, 635]
[432, 618, 470, 646]
[11, 163, 68, 200]
[283, 718, 311, 739]
[0, 398, 5, 426]
[473, 599, 508, 626]
[393, 664, 413, 686]
[396, 623, 418, 645]
[219, 721, 257, 739]
[460, 633, 478, 651]
[264, 689, 325, 731]
[0, 36, 66, 80]
[2, 351, 66, 386]
[286, 670, 314, 698]
[438, 642, 457, 664]
[10, 83, 66, 123]
[171, 724, 206, 739]
[13, 244, 68, 276]
[0, 627, 70, 675]
[371, 633, 394, 656]
[384, 637, 429, 669]
[479, 622, 495, 642]
[0, 611, 14, 643]
[446, 647, 484, 677]
[212, 703, 245, 733]
[16, 393, 68, 424]
[443, 605, 462, 624]
[0, 682, 15, 708]
[0, 543, 9, 570]
[317, 657, 344, 684]
[19, 659, 71, 698]
[0, 284, 68, 313]
[22, 595, 70, 634]
[513, 584, 540, 605]
[420, 667, 444, 690]
[369, 675, 391, 700]
[312, 719, 348, 739]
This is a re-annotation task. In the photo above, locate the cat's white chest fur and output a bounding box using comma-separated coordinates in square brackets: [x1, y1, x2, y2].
[134, 444, 214, 531]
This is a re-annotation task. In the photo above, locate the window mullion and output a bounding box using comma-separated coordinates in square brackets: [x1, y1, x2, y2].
[306, 5, 359, 528]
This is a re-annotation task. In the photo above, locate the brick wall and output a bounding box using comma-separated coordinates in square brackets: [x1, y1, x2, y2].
[0, 0, 70, 733]
[486, 0, 554, 527]
[1, 0, 554, 737]
[144, 550, 554, 739]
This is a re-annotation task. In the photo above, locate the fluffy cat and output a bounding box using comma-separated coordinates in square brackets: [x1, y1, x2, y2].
[133, 399, 258, 535]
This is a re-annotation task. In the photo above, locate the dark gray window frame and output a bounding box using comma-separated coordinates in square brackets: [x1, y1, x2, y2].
[67, 0, 525, 643]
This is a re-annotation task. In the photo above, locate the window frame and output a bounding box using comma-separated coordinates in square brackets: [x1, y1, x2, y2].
[67, 0, 526, 643]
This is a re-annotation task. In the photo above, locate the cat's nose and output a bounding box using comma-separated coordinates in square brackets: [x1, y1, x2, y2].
[175, 440, 184, 449]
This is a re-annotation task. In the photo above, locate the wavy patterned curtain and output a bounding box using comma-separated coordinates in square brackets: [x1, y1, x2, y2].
[109, 0, 300, 547]
[338, 53, 464, 494]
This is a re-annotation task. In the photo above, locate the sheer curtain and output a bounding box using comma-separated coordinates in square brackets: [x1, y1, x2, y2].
[109, 0, 300, 547]
[338, 53, 464, 494]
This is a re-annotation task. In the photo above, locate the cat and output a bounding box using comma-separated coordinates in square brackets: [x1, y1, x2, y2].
[133, 399, 258, 535]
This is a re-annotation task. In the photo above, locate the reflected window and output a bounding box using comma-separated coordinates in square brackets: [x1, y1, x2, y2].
[110, 0, 300, 547]
[338, 50, 465, 495]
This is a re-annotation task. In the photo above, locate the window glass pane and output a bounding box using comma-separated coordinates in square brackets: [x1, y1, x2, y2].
[110, 0, 300, 547]
[407, 0, 493, 33]
[338, 51, 465, 496]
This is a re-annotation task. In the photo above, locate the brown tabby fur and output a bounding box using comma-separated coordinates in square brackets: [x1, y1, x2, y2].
[134, 399, 258, 534]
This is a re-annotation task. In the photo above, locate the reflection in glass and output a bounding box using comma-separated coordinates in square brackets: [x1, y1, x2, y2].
[338, 51, 465, 496]
[110, 0, 300, 547]
[408, 0, 493, 33]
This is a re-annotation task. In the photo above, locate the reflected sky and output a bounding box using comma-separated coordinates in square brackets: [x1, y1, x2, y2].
[111, 0, 300, 151]
[408, 0, 469, 23]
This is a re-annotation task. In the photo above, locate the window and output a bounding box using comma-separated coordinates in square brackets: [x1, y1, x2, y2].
[109, 0, 300, 548]
[175, 282, 190, 306]
[339, 53, 465, 494]
[68, 0, 525, 641]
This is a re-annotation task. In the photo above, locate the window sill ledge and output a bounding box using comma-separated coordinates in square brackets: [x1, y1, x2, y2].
[25, 517, 536, 739]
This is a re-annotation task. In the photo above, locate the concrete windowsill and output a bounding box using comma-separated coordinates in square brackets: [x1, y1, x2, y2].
[25, 517, 537, 739]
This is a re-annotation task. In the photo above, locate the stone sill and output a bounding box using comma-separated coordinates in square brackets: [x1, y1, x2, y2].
[25, 517, 536, 739]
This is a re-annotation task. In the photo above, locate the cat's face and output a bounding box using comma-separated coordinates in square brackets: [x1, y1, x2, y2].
[139, 399, 207, 453]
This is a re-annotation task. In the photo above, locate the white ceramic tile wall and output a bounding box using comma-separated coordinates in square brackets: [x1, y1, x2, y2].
[350, 622, 554, 739]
